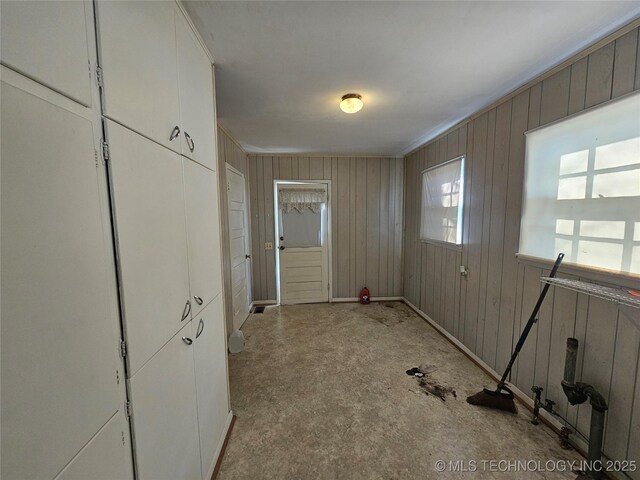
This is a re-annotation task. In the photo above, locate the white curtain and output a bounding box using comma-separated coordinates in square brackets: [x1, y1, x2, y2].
[520, 92, 640, 275]
[278, 188, 327, 213]
[420, 158, 464, 244]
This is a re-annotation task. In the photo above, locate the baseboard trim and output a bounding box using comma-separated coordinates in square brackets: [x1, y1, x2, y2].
[210, 412, 236, 480]
[252, 300, 277, 306]
[400, 297, 594, 466]
[331, 296, 403, 303]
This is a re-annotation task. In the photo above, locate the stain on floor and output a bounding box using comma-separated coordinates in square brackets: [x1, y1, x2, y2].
[218, 302, 583, 479]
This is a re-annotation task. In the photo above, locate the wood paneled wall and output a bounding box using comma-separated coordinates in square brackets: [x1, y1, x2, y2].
[248, 155, 404, 301]
[404, 25, 640, 475]
[216, 126, 251, 333]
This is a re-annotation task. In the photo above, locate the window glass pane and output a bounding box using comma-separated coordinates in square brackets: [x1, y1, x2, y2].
[281, 207, 323, 248]
[420, 157, 464, 244]
[520, 91, 640, 275]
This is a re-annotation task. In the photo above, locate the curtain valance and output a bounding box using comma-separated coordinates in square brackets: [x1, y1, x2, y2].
[278, 188, 327, 213]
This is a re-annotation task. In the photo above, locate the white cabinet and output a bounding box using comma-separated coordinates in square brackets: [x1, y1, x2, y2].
[107, 120, 191, 375]
[128, 322, 202, 480]
[97, 0, 181, 152]
[1, 71, 126, 479]
[192, 295, 230, 478]
[55, 412, 134, 480]
[176, 9, 216, 170]
[184, 160, 223, 315]
[0, 0, 94, 106]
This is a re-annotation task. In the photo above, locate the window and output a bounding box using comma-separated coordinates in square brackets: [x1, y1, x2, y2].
[420, 156, 464, 245]
[520, 91, 640, 275]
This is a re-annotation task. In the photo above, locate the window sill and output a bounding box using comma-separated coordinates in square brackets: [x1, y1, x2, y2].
[420, 238, 463, 252]
[515, 253, 640, 290]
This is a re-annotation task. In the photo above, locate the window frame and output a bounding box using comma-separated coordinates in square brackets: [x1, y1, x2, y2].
[419, 155, 465, 248]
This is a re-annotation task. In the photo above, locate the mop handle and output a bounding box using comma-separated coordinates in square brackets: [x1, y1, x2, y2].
[497, 253, 565, 388]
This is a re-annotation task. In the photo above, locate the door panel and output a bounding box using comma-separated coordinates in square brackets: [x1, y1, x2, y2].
[128, 323, 201, 480]
[227, 167, 251, 330]
[176, 8, 215, 170]
[277, 185, 329, 304]
[1, 80, 121, 479]
[107, 120, 191, 375]
[184, 160, 223, 316]
[55, 411, 134, 480]
[97, 0, 180, 151]
[1, 0, 93, 106]
[192, 295, 230, 478]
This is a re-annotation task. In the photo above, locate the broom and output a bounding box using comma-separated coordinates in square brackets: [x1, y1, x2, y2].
[467, 253, 565, 413]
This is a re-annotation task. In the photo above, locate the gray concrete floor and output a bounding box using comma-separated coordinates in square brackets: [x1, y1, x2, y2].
[218, 302, 584, 479]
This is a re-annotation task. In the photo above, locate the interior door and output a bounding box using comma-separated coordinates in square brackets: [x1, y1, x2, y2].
[183, 159, 223, 316]
[1, 72, 126, 480]
[277, 184, 329, 305]
[227, 165, 251, 329]
[191, 295, 230, 479]
[127, 322, 201, 480]
[107, 119, 191, 376]
[176, 7, 215, 170]
[96, 0, 181, 151]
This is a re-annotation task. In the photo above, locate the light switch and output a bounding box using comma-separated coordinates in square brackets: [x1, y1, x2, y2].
[265, 242, 273, 250]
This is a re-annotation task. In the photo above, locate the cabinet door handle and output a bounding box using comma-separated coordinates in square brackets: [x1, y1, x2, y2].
[185, 131, 195, 153]
[181, 299, 191, 322]
[196, 319, 204, 339]
[182, 336, 193, 345]
[194, 295, 203, 306]
[169, 125, 181, 141]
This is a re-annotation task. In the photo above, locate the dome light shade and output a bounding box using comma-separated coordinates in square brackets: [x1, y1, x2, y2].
[340, 93, 363, 114]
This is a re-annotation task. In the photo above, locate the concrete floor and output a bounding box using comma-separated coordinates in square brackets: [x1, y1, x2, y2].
[218, 302, 584, 479]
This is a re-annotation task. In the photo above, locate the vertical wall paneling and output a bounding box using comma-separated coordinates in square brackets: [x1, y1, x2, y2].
[248, 156, 403, 300]
[402, 25, 640, 470]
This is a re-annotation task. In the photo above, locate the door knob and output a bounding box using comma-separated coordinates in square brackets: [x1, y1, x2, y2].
[245, 254, 251, 259]
[279, 236, 284, 241]
[279, 245, 285, 250]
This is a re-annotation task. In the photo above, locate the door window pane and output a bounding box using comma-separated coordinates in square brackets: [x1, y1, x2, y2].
[281, 206, 323, 247]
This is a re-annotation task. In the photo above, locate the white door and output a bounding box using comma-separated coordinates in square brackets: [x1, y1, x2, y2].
[227, 165, 251, 329]
[96, 0, 181, 151]
[107, 119, 191, 376]
[176, 8, 216, 170]
[128, 323, 202, 480]
[277, 184, 329, 305]
[191, 295, 231, 479]
[1, 72, 127, 480]
[184, 159, 223, 316]
[1, 0, 94, 106]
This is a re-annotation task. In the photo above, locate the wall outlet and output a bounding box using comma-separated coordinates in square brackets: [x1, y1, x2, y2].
[265, 242, 273, 250]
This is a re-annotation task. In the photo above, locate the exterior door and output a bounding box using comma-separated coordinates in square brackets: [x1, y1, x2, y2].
[277, 183, 329, 305]
[227, 165, 251, 329]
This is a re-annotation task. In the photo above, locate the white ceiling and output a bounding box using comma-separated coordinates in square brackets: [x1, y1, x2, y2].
[184, 1, 640, 156]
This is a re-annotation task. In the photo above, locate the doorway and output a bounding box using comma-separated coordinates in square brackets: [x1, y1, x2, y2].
[226, 164, 251, 330]
[274, 181, 331, 305]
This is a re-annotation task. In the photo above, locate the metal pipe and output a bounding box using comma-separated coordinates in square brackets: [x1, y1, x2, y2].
[586, 408, 606, 479]
[564, 337, 579, 385]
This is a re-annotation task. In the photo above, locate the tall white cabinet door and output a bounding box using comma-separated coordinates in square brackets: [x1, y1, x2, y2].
[97, 0, 181, 152]
[192, 295, 230, 479]
[184, 160, 223, 315]
[1, 77, 122, 479]
[55, 411, 134, 480]
[1, 1, 94, 106]
[129, 323, 202, 480]
[176, 9, 216, 170]
[107, 120, 191, 375]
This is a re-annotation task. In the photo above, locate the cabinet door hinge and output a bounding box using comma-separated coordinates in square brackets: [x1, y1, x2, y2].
[116, 369, 120, 384]
[119, 339, 127, 358]
[125, 400, 133, 418]
[96, 65, 104, 88]
[101, 140, 110, 163]
[121, 431, 126, 446]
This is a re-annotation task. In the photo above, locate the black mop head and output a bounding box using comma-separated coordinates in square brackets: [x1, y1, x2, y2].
[467, 387, 517, 413]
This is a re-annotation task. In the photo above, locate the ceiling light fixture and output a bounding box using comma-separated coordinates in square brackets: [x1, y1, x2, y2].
[340, 93, 363, 114]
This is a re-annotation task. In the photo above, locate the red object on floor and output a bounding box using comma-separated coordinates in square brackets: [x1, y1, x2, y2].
[359, 287, 370, 305]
